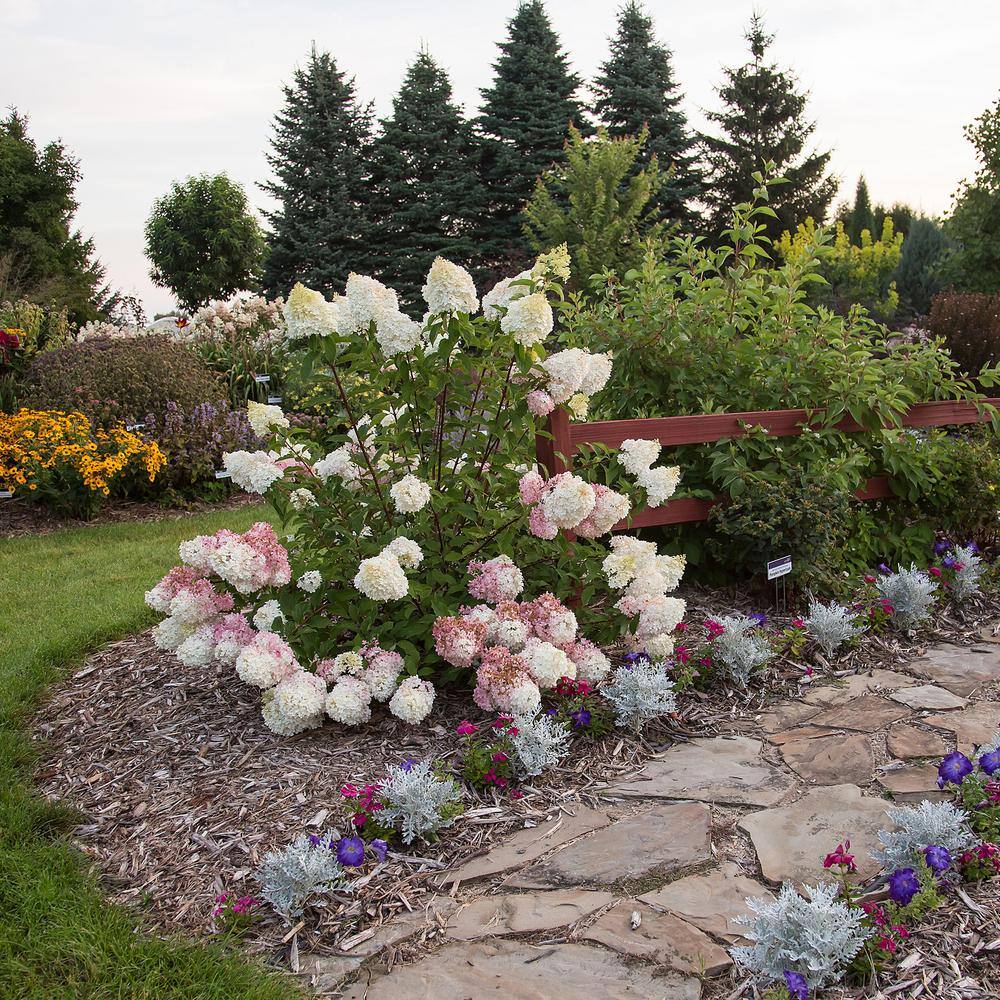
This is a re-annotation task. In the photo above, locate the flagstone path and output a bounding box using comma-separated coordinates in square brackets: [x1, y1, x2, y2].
[300, 641, 1000, 998]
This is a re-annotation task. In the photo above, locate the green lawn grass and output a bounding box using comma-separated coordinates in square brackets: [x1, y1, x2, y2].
[0, 506, 306, 999]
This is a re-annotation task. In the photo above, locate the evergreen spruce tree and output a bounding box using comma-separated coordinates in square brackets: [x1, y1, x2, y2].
[369, 50, 486, 307]
[261, 47, 374, 298]
[592, 1, 703, 228]
[845, 175, 875, 243]
[477, 1, 584, 259]
[702, 15, 837, 241]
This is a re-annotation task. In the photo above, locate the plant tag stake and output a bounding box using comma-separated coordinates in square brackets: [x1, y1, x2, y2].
[267, 395, 283, 405]
[767, 555, 791, 612]
[0, 490, 12, 499]
[126, 422, 146, 431]
[253, 374, 271, 384]
[214, 470, 231, 480]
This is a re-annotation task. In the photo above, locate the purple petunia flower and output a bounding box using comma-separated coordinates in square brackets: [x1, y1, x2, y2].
[570, 708, 591, 729]
[979, 748, 1000, 776]
[336, 835, 366, 867]
[923, 844, 952, 875]
[933, 539, 952, 555]
[966, 540, 980, 553]
[748, 612, 768, 626]
[878, 562, 892, 575]
[368, 838, 388, 863]
[888, 867, 921, 906]
[399, 758, 417, 773]
[937, 751, 974, 789]
[783, 970, 809, 1000]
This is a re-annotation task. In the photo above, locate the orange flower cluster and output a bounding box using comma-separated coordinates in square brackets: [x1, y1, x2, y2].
[0, 408, 165, 496]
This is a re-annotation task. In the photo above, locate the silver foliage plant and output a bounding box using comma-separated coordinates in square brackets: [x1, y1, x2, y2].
[602, 658, 677, 731]
[380, 759, 463, 845]
[254, 832, 351, 920]
[876, 564, 936, 631]
[950, 544, 984, 602]
[510, 711, 572, 776]
[872, 800, 976, 870]
[732, 881, 871, 988]
[805, 599, 863, 659]
[713, 614, 774, 686]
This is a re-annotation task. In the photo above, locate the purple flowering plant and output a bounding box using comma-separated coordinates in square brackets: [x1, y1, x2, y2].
[939, 747, 1000, 843]
[211, 890, 260, 936]
[548, 677, 613, 739]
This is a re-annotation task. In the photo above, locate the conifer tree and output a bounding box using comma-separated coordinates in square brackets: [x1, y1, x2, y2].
[845, 176, 875, 243]
[261, 47, 374, 298]
[477, 1, 584, 258]
[369, 50, 486, 306]
[592, 1, 703, 228]
[702, 15, 836, 241]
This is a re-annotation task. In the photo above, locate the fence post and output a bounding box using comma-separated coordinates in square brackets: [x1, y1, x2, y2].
[535, 406, 573, 476]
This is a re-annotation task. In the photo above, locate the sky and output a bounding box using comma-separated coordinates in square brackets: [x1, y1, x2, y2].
[3, 0, 998, 316]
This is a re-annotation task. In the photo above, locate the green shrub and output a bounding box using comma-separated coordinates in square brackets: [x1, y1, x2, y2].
[928, 291, 1000, 378]
[22, 334, 224, 428]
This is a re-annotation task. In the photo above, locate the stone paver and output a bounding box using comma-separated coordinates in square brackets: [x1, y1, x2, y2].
[739, 783, 893, 884]
[607, 736, 795, 806]
[507, 801, 711, 889]
[640, 862, 774, 942]
[771, 727, 874, 786]
[801, 670, 916, 707]
[924, 702, 1000, 753]
[340, 940, 701, 999]
[910, 644, 1000, 696]
[438, 807, 609, 886]
[886, 722, 951, 760]
[877, 764, 948, 803]
[446, 889, 613, 940]
[581, 900, 731, 976]
[807, 694, 911, 733]
[890, 684, 967, 711]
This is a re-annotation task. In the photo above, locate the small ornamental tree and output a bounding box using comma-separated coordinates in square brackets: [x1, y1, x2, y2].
[145, 173, 265, 311]
[146, 247, 687, 736]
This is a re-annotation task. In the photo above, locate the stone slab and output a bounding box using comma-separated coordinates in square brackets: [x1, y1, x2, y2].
[446, 889, 613, 940]
[739, 783, 894, 884]
[807, 694, 911, 733]
[607, 736, 796, 807]
[507, 801, 711, 889]
[438, 807, 610, 886]
[581, 900, 731, 976]
[877, 764, 949, 803]
[775, 729, 874, 786]
[890, 684, 967, 711]
[640, 862, 775, 942]
[801, 670, 917, 707]
[886, 723, 950, 760]
[924, 702, 1000, 753]
[757, 701, 822, 734]
[340, 940, 702, 999]
[910, 644, 1000, 697]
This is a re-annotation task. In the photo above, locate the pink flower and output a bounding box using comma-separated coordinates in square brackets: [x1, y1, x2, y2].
[432, 615, 487, 668]
[929, 566, 942, 577]
[492, 751, 509, 763]
[456, 720, 478, 735]
[341, 783, 359, 798]
[526, 390, 555, 417]
[518, 470, 545, 506]
[468, 555, 525, 604]
[791, 617, 805, 628]
[528, 505, 559, 539]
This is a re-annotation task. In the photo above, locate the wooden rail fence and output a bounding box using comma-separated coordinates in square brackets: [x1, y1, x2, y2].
[535, 398, 1000, 531]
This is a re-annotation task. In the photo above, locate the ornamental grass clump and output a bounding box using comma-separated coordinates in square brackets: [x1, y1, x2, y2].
[876, 565, 936, 632]
[602, 657, 677, 731]
[379, 760, 463, 844]
[509, 711, 572, 776]
[804, 599, 863, 659]
[872, 800, 976, 871]
[732, 881, 871, 989]
[254, 832, 351, 920]
[712, 614, 774, 687]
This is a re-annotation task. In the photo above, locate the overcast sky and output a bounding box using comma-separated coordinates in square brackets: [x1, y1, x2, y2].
[4, 0, 998, 316]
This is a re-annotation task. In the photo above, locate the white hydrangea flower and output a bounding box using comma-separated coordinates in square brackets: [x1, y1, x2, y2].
[508, 680, 542, 716]
[223, 450, 284, 493]
[331, 651, 365, 677]
[493, 618, 531, 652]
[639, 465, 681, 507]
[236, 632, 298, 689]
[152, 614, 196, 652]
[541, 348, 594, 404]
[602, 535, 658, 589]
[325, 677, 373, 725]
[522, 638, 575, 689]
[389, 676, 436, 724]
[353, 552, 409, 601]
[636, 595, 686, 638]
[482, 270, 531, 318]
[290, 488, 317, 510]
[314, 446, 361, 487]
[532, 244, 571, 282]
[297, 570, 322, 593]
[541, 473, 596, 529]
[174, 625, 216, 667]
[500, 292, 553, 347]
[422, 257, 478, 315]
[262, 671, 326, 736]
[390, 474, 431, 514]
[644, 632, 676, 660]
[383, 535, 424, 570]
[374, 307, 423, 357]
[283, 282, 341, 340]
[618, 438, 662, 475]
[253, 599, 285, 632]
[364, 661, 401, 702]
[571, 643, 612, 683]
[247, 401, 289, 437]
[578, 352, 612, 395]
[338, 273, 399, 335]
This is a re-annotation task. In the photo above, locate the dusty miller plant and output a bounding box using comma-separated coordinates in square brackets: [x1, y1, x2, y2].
[732, 881, 871, 988]
[876, 564, 936, 631]
[510, 711, 572, 777]
[872, 800, 976, 870]
[254, 832, 351, 920]
[804, 599, 863, 659]
[602, 659, 677, 731]
[380, 760, 463, 844]
[713, 615, 774, 686]
[950, 544, 985, 602]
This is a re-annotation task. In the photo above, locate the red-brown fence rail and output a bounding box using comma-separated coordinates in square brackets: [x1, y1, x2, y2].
[535, 398, 1000, 531]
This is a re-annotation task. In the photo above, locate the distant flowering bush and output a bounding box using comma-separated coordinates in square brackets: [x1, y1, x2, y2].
[145, 249, 687, 734]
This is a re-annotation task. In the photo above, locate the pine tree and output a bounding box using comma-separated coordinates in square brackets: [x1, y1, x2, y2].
[702, 15, 836, 241]
[369, 50, 486, 307]
[476, 1, 584, 259]
[592, 1, 703, 228]
[261, 47, 374, 298]
[845, 176, 875, 243]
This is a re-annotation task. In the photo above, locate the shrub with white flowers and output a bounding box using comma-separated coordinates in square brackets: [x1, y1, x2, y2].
[144, 249, 688, 734]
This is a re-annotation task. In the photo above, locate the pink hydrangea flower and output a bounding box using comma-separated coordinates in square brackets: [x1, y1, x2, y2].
[468, 555, 525, 604]
[432, 615, 488, 668]
[518, 470, 546, 506]
[526, 390, 555, 417]
[528, 505, 559, 539]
